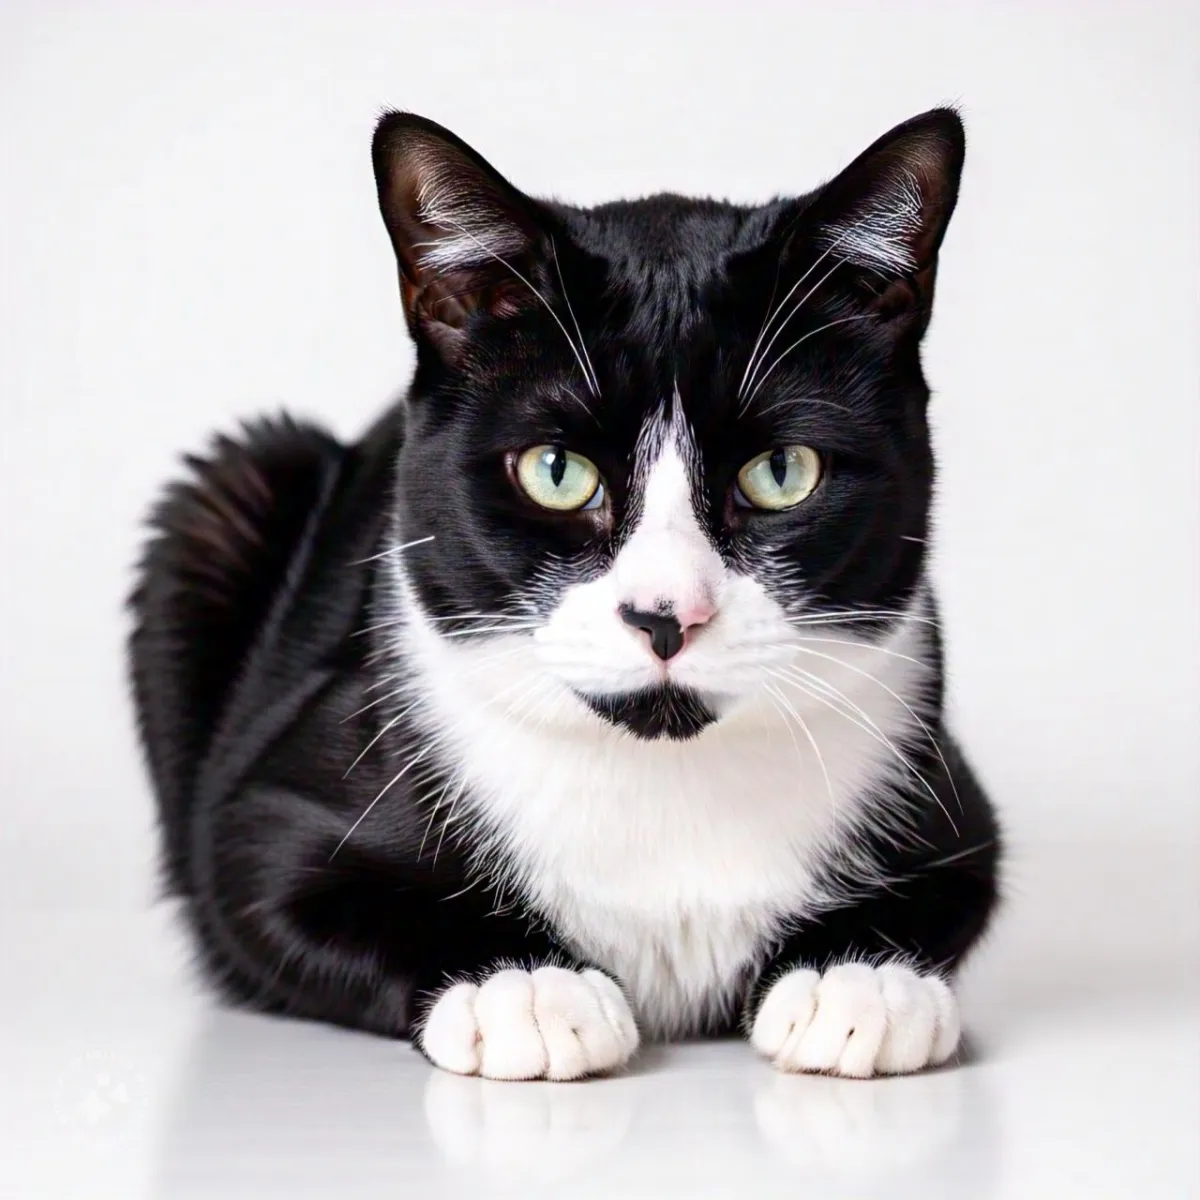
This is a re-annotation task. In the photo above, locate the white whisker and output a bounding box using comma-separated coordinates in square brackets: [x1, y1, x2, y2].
[753, 395, 858, 422]
[770, 664, 945, 827]
[739, 258, 846, 411]
[788, 643, 963, 823]
[791, 635, 927, 668]
[424, 612, 537, 624]
[419, 770, 467, 862]
[351, 535, 435, 567]
[425, 216, 597, 405]
[763, 679, 833, 806]
[330, 742, 437, 860]
[746, 314, 877, 406]
[738, 223, 858, 401]
[786, 609, 939, 628]
[550, 237, 600, 398]
[439, 623, 539, 639]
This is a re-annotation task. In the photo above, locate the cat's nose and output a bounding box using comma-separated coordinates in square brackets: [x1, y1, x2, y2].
[619, 603, 712, 662]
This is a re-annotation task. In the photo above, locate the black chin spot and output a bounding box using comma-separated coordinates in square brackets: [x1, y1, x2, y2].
[580, 684, 717, 741]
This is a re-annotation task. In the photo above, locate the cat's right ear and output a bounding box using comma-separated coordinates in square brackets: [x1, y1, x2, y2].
[372, 112, 546, 359]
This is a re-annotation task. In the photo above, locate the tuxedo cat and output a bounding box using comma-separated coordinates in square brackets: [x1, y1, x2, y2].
[130, 107, 1000, 1081]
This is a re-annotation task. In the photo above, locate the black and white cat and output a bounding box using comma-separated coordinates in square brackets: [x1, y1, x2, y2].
[130, 107, 1000, 1081]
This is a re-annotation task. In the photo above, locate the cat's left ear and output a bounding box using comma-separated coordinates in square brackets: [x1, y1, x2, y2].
[800, 108, 965, 326]
[372, 112, 549, 359]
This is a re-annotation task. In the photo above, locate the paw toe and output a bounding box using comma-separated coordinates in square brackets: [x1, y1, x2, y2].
[750, 968, 820, 1060]
[475, 970, 548, 1080]
[420, 981, 481, 1076]
[875, 964, 937, 1074]
[792, 963, 887, 1077]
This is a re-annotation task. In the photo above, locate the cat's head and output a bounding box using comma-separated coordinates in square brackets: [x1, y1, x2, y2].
[372, 109, 963, 741]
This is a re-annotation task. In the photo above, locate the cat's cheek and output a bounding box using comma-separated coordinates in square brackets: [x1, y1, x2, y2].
[749, 963, 960, 1078]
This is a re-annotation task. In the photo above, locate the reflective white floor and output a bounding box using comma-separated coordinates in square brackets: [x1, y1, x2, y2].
[4, 833, 1198, 1199]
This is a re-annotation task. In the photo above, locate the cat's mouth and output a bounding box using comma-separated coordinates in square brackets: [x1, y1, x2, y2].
[576, 683, 719, 741]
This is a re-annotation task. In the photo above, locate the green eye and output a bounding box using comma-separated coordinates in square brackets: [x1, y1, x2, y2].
[515, 445, 604, 511]
[736, 446, 822, 510]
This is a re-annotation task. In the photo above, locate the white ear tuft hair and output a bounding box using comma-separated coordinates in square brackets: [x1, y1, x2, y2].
[410, 148, 531, 273]
[809, 109, 965, 280]
[371, 112, 548, 350]
[820, 168, 924, 275]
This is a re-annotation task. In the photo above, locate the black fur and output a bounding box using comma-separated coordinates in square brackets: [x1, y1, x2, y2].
[129, 108, 1000, 1051]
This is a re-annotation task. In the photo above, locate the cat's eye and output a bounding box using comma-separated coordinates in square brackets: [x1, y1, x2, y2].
[514, 445, 604, 512]
[735, 446, 822, 510]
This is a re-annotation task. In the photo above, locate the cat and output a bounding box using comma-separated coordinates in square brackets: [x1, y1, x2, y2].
[129, 106, 1000, 1082]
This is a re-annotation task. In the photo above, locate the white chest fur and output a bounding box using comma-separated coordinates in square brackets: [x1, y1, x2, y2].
[396, 596, 930, 1039]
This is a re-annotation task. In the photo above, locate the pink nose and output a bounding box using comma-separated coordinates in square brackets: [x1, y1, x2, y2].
[675, 601, 716, 631]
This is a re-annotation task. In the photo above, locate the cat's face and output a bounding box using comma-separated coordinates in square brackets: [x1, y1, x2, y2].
[374, 111, 963, 739]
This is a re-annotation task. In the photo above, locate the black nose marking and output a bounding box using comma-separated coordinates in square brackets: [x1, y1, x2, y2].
[620, 606, 685, 662]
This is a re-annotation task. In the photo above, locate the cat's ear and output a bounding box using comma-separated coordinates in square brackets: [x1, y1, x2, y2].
[801, 108, 965, 324]
[372, 112, 548, 358]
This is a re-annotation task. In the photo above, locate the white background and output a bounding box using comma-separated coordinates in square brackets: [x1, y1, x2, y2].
[2, 3, 1198, 1197]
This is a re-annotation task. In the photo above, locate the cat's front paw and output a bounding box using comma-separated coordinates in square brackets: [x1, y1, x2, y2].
[418, 967, 639, 1081]
[750, 963, 960, 1078]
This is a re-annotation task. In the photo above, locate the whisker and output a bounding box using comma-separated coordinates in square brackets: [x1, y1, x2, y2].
[438, 623, 539, 639]
[771, 664, 946, 827]
[425, 216, 597, 405]
[739, 205, 919, 409]
[417, 663, 553, 863]
[739, 257, 845, 412]
[760, 684, 801, 765]
[330, 742, 438, 860]
[753, 395, 858, 421]
[746, 314, 877, 406]
[922, 840, 996, 870]
[351, 535, 435, 567]
[739, 225, 857, 401]
[432, 673, 549, 866]
[420, 770, 467, 862]
[341, 692, 431, 777]
[423, 612, 537, 624]
[786, 609, 939, 629]
[763, 679, 834, 806]
[738, 264, 782, 403]
[787, 643, 962, 822]
[791, 635, 927, 668]
[341, 641, 528, 745]
[350, 618, 402, 639]
[550, 237, 600, 399]
[340, 683, 411, 725]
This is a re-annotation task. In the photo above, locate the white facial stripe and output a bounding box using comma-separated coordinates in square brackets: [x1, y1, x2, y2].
[615, 402, 721, 616]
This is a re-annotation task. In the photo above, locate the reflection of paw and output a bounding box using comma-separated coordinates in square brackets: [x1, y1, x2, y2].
[423, 1070, 635, 1180]
[750, 963, 959, 1078]
[419, 967, 639, 1081]
[754, 1067, 967, 1174]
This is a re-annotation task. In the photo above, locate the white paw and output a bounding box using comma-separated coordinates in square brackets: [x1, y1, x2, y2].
[750, 963, 960, 1078]
[418, 967, 640, 1081]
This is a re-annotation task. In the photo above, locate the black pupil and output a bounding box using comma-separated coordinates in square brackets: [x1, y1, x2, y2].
[769, 449, 788, 487]
[549, 447, 567, 487]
